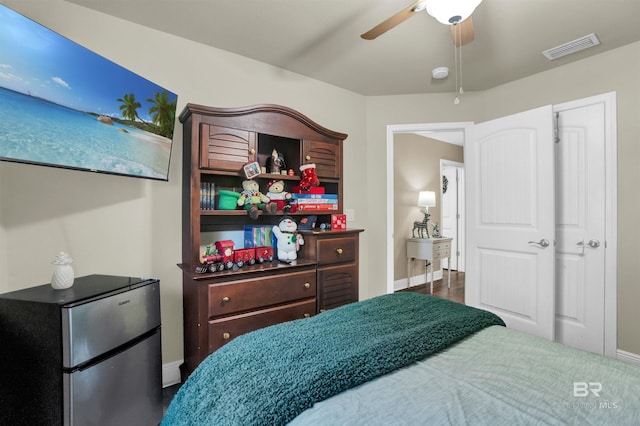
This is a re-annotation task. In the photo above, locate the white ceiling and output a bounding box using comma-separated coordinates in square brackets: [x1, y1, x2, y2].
[66, 0, 640, 96]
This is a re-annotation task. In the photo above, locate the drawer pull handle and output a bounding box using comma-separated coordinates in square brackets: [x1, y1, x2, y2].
[250, 148, 256, 154]
[222, 332, 231, 340]
[222, 296, 230, 303]
[336, 248, 343, 255]
[304, 282, 311, 289]
[304, 313, 311, 318]
[305, 155, 311, 161]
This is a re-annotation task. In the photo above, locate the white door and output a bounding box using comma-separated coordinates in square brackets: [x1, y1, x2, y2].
[466, 105, 556, 340]
[554, 101, 606, 354]
[441, 162, 464, 271]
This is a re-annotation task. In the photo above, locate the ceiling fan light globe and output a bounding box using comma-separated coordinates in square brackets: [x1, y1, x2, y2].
[426, 0, 482, 26]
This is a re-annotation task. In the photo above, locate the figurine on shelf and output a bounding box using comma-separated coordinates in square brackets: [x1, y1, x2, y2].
[432, 222, 441, 238]
[266, 149, 286, 174]
[237, 179, 277, 219]
[272, 217, 304, 262]
[266, 179, 293, 212]
[412, 211, 430, 238]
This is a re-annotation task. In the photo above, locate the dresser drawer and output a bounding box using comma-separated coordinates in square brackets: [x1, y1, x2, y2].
[208, 299, 316, 352]
[432, 241, 451, 259]
[316, 236, 357, 265]
[208, 270, 316, 318]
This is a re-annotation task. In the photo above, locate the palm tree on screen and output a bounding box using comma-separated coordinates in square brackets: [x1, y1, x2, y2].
[147, 91, 176, 138]
[117, 92, 147, 124]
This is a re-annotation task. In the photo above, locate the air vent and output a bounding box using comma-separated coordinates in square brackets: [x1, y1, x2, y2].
[542, 33, 600, 60]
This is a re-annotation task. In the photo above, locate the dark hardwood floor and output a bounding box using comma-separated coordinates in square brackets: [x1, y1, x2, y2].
[400, 270, 465, 304]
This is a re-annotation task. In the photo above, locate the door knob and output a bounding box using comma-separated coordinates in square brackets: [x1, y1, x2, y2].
[586, 239, 600, 248]
[528, 239, 550, 248]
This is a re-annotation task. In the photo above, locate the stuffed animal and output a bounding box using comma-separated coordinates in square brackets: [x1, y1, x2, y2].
[265, 149, 286, 174]
[237, 179, 277, 219]
[272, 217, 304, 261]
[266, 179, 293, 212]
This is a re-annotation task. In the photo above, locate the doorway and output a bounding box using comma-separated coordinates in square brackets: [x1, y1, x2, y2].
[385, 122, 473, 295]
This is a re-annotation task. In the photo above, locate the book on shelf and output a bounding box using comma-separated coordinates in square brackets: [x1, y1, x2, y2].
[291, 193, 337, 199]
[295, 203, 338, 211]
[294, 198, 339, 204]
[244, 225, 276, 248]
[200, 182, 215, 210]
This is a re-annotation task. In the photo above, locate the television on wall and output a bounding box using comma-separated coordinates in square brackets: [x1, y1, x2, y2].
[0, 5, 178, 181]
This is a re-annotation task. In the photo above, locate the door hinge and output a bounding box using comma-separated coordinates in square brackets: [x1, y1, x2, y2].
[554, 112, 560, 144]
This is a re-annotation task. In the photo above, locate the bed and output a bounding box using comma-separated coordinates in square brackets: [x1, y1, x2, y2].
[162, 292, 640, 425]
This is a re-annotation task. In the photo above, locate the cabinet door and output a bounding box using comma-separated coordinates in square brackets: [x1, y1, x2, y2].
[302, 140, 340, 179]
[200, 124, 256, 171]
[317, 263, 358, 311]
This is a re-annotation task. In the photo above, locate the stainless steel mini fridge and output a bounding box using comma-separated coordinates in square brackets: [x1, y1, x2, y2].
[0, 274, 162, 425]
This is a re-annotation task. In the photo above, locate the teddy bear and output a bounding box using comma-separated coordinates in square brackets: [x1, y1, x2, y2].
[237, 179, 277, 219]
[266, 179, 293, 212]
[272, 217, 304, 262]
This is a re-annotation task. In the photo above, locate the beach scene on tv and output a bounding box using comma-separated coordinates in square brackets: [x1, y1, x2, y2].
[0, 5, 178, 181]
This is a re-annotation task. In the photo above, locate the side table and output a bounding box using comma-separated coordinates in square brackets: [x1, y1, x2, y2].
[406, 237, 453, 294]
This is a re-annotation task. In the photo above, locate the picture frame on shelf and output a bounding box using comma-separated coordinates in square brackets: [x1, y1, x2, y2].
[243, 161, 261, 179]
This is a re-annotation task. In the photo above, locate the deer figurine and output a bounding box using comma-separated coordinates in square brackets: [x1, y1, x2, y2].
[412, 211, 431, 238]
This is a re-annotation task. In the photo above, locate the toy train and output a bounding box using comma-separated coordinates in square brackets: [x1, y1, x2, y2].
[198, 240, 274, 273]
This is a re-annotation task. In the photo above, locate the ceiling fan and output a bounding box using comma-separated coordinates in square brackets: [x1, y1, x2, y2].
[361, 0, 482, 47]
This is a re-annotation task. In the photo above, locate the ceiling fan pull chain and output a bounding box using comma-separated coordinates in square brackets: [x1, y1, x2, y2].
[453, 24, 461, 104]
[458, 24, 464, 95]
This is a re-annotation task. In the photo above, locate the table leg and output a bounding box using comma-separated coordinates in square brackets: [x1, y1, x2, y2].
[429, 261, 433, 294]
[447, 255, 451, 289]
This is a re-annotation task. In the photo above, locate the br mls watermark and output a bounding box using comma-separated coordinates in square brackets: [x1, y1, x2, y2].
[570, 382, 620, 410]
[573, 381, 602, 397]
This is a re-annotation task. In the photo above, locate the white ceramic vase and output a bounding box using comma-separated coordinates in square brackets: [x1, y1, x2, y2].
[51, 252, 74, 290]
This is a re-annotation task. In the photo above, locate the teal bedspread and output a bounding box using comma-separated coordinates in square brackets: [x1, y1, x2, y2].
[162, 292, 505, 426]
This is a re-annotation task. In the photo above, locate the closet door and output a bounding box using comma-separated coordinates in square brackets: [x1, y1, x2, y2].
[465, 105, 556, 340]
[554, 100, 607, 354]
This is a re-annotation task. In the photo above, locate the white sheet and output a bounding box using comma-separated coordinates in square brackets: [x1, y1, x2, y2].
[290, 326, 640, 425]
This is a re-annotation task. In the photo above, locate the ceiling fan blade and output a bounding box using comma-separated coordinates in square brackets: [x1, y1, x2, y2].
[361, 0, 427, 40]
[451, 16, 475, 47]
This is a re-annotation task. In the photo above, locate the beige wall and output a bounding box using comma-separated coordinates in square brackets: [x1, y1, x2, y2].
[0, 0, 368, 366]
[393, 134, 463, 283]
[1, 0, 639, 365]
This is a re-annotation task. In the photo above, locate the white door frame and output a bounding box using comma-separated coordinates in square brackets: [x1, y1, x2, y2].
[553, 91, 617, 357]
[385, 122, 474, 295]
[440, 159, 465, 272]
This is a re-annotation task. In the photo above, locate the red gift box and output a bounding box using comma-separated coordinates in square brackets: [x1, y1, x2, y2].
[292, 186, 325, 194]
[331, 214, 347, 230]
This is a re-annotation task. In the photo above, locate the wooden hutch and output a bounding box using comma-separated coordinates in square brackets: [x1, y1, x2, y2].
[178, 103, 363, 378]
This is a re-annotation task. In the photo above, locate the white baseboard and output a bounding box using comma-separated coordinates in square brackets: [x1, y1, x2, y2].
[616, 349, 640, 367]
[162, 359, 183, 388]
[394, 270, 443, 292]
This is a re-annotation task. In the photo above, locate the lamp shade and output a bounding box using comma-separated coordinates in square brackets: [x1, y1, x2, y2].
[426, 0, 482, 25]
[417, 191, 436, 208]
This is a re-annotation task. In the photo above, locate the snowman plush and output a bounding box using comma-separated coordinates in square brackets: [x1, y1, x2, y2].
[272, 217, 304, 261]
